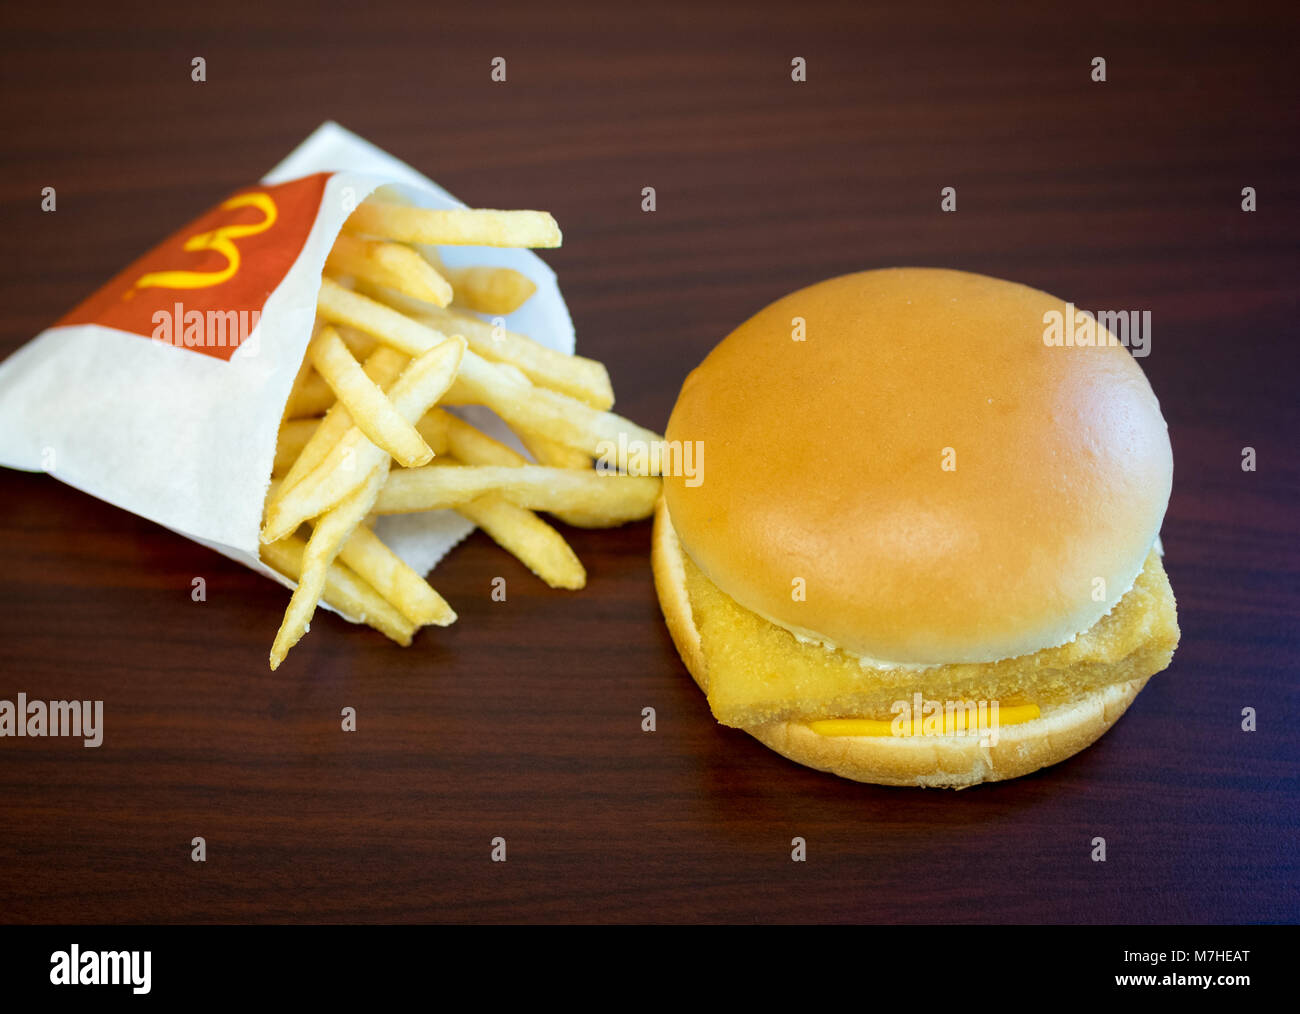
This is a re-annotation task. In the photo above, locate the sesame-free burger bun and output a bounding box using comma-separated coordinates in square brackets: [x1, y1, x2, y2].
[662, 268, 1173, 665]
[652, 495, 1150, 787]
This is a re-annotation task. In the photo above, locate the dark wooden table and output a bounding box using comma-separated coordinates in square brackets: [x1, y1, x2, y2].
[0, 0, 1295, 924]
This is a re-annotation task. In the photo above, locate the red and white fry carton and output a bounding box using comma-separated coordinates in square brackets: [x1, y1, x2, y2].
[0, 122, 575, 616]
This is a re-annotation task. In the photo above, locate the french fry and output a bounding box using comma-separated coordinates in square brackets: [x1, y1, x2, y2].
[263, 478, 430, 660]
[283, 356, 316, 423]
[270, 347, 408, 517]
[409, 439, 586, 587]
[416, 410, 601, 527]
[317, 282, 661, 467]
[256, 197, 663, 665]
[412, 304, 613, 409]
[344, 201, 562, 248]
[260, 534, 415, 648]
[265, 476, 451, 638]
[518, 430, 592, 470]
[285, 368, 336, 418]
[308, 326, 433, 468]
[270, 463, 390, 669]
[326, 233, 453, 307]
[451, 358, 662, 471]
[338, 524, 456, 628]
[358, 279, 612, 407]
[261, 336, 466, 544]
[441, 261, 537, 315]
[416, 409, 520, 467]
[457, 495, 586, 590]
[335, 325, 379, 361]
[273, 418, 321, 477]
[317, 278, 454, 358]
[373, 464, 660, 526]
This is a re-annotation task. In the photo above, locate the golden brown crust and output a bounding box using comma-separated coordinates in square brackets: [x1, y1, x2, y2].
[745, 680, 1148, 788]
[682, 533, 1176, 730]
[652, 494, 710, 688]
[653, 497, 1151, 788]
[663, 268, 1174, 664]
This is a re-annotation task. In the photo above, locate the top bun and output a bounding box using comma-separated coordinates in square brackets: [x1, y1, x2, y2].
[663, 268, 1173, 665]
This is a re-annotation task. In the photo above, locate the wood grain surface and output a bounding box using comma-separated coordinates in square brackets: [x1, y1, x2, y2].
[0, 0, 1296, 924]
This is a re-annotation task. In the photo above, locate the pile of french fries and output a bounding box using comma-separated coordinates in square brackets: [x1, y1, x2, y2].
[261, 197, 664, 669]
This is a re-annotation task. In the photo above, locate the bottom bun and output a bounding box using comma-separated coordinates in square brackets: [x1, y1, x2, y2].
[652, 496, 1150, 789]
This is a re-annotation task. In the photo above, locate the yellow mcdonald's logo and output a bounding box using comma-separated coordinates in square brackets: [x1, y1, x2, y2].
[132, 192, 278, 292]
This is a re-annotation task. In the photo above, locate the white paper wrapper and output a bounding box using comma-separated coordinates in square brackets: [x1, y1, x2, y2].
[0, 122, 575, 619]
